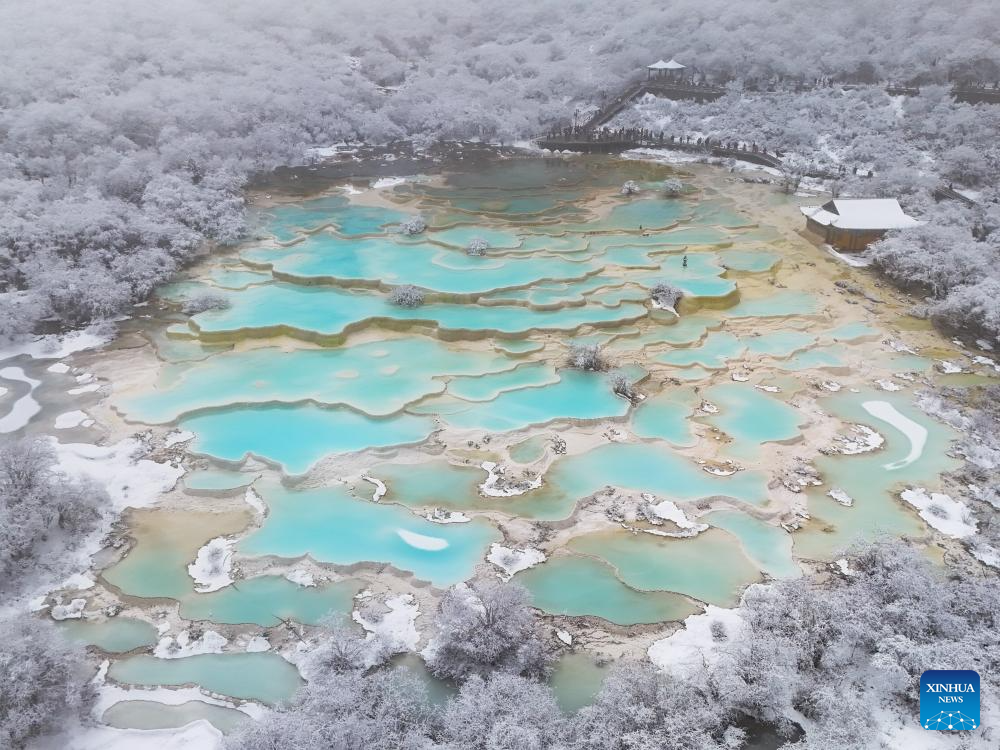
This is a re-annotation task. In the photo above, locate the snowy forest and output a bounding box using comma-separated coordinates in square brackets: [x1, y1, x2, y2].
[2, 1, 1000, 748]
[1, 0, 999, 341]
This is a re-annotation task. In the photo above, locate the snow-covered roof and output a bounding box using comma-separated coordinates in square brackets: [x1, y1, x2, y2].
[648, 58, 685, 70]
[799, 199, 921, 231]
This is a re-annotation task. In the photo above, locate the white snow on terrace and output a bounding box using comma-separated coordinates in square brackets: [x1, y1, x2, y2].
[47, 362, 71, 374]
[60, 722, 224, 750]
[60, 573, 96, 591]
[647, 495, 709, 535]
[648, 605, 743, 678]
[68, 382, 102, 395]
[164, 430, 195, 447]
[362, 473, 387, 502]
[285, 569, 316, 587]
[699, 400, 719, 413]
[827, 488, 854, 507]
[154, 629, 228, 659]
[244, 486, 266, 515]
[900, 488, 976, 538]
[54, 410, 92, 429]
[972, 355, 1000, 373]
[935, 359, 964, 374]
[834, 558, 857, 576]
[425, 508, 471, 524]
[800, 199, 920, 230]
[187, 537, 235, 593]
[479, 460, 543, 497]
[244, 635, 271, 653]
[0, 324, 113, 362]
[730, 370, 749, 382]
[0, 366, 41, 433]
[971, 544, 1000, 569]
[861, 401, 927, 470]
[372, 176, 407, 189]
[824, 244, 871, 267]
[885, 338, 917, 354]
[49, 437, 184, 510]
[51, 598, 87, 620]
[353, 593, 420, 655]
[556, 630, 573, 645]
[875, 379, 901, 392]
[397, 528, 449, 551]
[487, 543, 546, 579]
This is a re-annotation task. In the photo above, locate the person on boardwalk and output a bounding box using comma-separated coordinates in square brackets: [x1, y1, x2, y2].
[682, 254, 688, 269]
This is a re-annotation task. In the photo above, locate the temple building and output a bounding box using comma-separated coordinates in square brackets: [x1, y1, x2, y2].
[800, 198, 921, 251]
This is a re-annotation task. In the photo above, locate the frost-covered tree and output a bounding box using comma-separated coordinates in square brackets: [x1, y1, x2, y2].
[573, 661, 730, 749]
[611, 372, 638, 402]
[650, 281, 683, 310]
[0, 615, 95, 749]
[662, 178, 684, 197]
[466, 237, 489, 256]
[182, 292, 230, 314]
[425, 579, 552, 681]
[439, 673, 568, 750]
[399, 215, 428, 235]
[388, 284, 425, 308]
[567, 343, 607, 372]
[621, 180, 640, 195]
[0, 439, 108, 594]
[226, 667, 433, 750]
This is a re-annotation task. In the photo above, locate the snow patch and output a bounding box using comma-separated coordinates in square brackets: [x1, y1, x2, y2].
[425, 508, 470, 524]
[164, 430, 195, 447]
[556, 630, 573, 646]
[900, 488, 976, 538]
[875, 379, 901, 392]
[479, 461, 542, 497]
[353, 593, 420, 654]
[243, 487, 266, 515]
[55, 410, 91, 429]
[245, 636, 271, 653]
[487, 543, 546, 579]
[362, 473, 387, 502]
[827, 488, 854, 507]
[648, 605, 744, 678]
[187, 537, 235, 593]
[935, 359, 963, 374]
[648, 495, 709, 535]
[0, 324, 113, 362]
[51, 598, 87, 620]
[285, 569, 316, 587]
[50, 437, 184, 510]
[47, 362, 71, 374]
[832, 424, 885, 455]
[154, 630, 228, 659]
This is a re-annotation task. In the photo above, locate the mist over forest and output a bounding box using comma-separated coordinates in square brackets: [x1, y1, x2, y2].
[1, 0, 999, 338]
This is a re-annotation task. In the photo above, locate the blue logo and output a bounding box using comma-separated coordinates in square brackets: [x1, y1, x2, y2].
[921, 670, 980, 731]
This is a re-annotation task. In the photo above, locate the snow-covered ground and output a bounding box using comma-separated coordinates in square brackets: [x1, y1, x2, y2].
[187, 537, 236, 593]
[899, 488, 976, 538]
[487, 543, 546, 579]
[50, 437, 184, 510]
[647, 605, 744, 678]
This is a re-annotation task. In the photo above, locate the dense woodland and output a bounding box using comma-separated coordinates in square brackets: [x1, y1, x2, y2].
[1, 0, 999, 338]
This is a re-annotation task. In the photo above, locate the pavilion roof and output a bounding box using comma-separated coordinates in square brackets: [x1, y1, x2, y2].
[799, 199, 922, 230]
